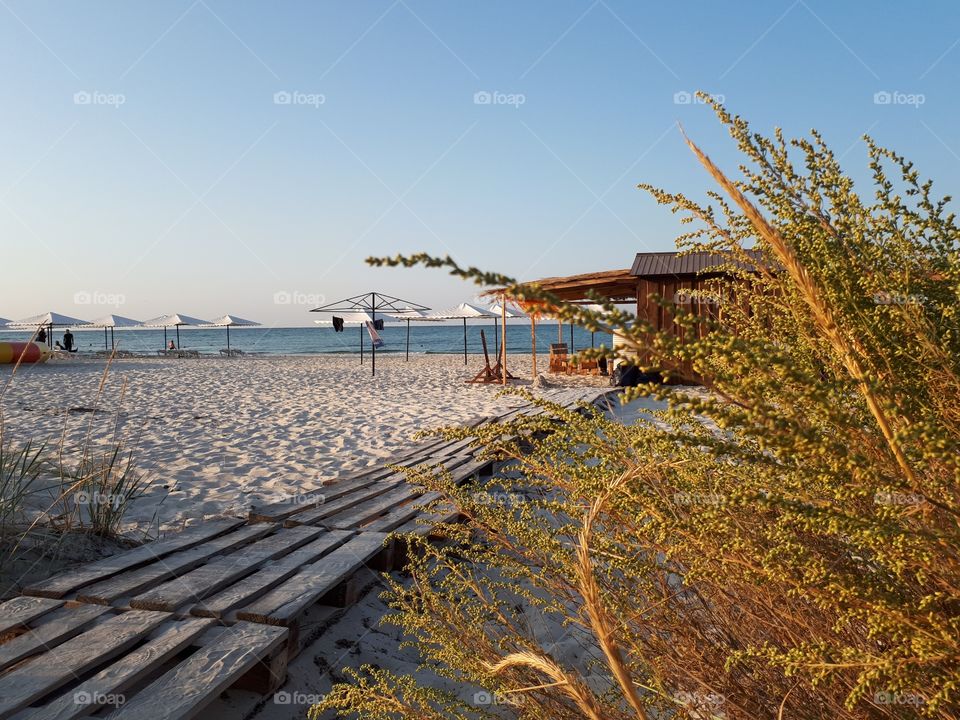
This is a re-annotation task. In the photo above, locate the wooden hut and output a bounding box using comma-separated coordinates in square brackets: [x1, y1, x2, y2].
[504, 250, 761, 383]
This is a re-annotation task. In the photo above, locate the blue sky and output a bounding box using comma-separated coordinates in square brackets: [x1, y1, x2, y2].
[2, 0, 958, 324]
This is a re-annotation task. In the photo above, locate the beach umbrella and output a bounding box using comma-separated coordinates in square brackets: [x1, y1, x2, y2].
[82, 314, 142, 350]
[205, 315, 261, 354]
[427, 303, 499, 365]
[487, 302, 526, 349]
[9, 311, 90, 347]
[390, 307, 439, 361]
[141, 313, 209, 349]
[0, 318, 11, 326]
[311, 292, 430, 377]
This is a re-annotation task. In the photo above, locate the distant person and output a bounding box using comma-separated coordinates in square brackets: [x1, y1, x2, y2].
[36, 327, 47, 344]
[168, 340, 176, 350]
[62, 329, 76, 352]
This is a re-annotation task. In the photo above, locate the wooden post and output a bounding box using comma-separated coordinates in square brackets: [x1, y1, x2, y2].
[501, 297, 507, 385]
[530, 314, 537, 381]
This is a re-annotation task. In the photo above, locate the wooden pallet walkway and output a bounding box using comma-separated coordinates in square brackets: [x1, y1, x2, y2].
[3, 386, 618, 715]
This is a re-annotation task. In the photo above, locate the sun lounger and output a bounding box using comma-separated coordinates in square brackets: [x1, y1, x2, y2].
[219, 348, 246, 357]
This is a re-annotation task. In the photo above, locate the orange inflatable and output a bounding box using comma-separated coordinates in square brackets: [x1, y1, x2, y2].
[0, 341, 51, 364]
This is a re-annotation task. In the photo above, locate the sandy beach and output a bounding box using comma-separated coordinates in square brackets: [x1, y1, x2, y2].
[0, 353, 607, 535]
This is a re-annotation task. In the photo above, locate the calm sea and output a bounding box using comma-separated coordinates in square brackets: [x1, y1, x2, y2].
[0, 323, 612, 356]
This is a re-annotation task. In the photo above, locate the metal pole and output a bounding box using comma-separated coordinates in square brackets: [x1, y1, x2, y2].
[531, 315, 537, 381]
[463, 318, 467, 365]
[360, 322, 364, 364]
[227, 324, 231, 354]
[176, 325, 181, 349]
[406, 319, 410, 361]
[164, 327, 168, 348]
[570, 322, 574, 353]
[103, 327, 108, 350]
[494, 317, 498, 350]
[372, 302, 376, 378]
[110, 327, 115, 349]
[501, 298, 507, 385]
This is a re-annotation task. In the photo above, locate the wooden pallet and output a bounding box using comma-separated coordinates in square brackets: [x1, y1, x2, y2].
[0, 600, 286, 720]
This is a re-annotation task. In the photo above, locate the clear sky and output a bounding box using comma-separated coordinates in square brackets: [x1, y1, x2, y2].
[2, 1, 958, 324]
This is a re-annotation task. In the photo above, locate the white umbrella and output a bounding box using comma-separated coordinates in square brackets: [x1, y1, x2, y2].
[141, 313, 210, 349]
[10, 311, 89, 348]
[82, 314, 142, 350]
[486, 302, 526, 348]
[428, 303, 499, 365]
[0, 318, 11, 327]
[205, 315, 260, 353]
[390, 307, 441, 361]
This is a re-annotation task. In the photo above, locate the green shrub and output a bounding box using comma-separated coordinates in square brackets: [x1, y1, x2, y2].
[315, 101, 960, 719]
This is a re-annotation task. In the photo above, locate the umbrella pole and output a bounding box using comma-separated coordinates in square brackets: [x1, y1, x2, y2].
[570, 322, 574, 353]
[176, 325, 181, 349]
[371, 310, 376, 377]
[103, 327, 108, 350]
[360, 323, 364, 365]
[227, 325, 231, 354]
[164, 327, 167, 348]
[501, 299, 507, 385]
[406, 319, 410, 361]
[494, 317, 498, 350]
[111, 327, 115, 349]
[591, 331, 595, 348]
[463, 318, 467, 365]
[531, 315, 537, 381]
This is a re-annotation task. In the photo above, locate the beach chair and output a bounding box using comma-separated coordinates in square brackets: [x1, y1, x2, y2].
[467, 330, 515, 384]
[549, 343, 568, 373]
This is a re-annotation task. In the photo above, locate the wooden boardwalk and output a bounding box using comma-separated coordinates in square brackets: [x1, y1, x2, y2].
[0, 387, 616, 719]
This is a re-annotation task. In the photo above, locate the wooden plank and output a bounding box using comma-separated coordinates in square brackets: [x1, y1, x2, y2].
[190, 530, 353, 619]
[76, 524, 275, 606]
[248, 466, 397, 522]
[326, 457, 480, 531]
[129, 526, 325, 612]
[0, 597, 63, 637]
[103, 622, 287, 720]
[0, 610, 168, 719]
[0, 605, 108, 673]
[23, 519, 245, 599]
[284, 479, 403, 527]
[236, 533, 388, 626]
[362, 491, 443, 533]
[326, 485, 422, 530]
[17, 618, 215, 720]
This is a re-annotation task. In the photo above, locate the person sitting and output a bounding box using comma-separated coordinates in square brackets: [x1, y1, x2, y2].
[36, 327, 47, 344]
[62, 329, 77, 352]
[168, 340, 176, 350]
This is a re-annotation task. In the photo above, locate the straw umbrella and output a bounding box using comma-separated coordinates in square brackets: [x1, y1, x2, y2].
[10, 311, 89, 347]
[141, 313, 209, 349]
[205, 315, 260, 354]
[428, 303, 499, 365]
[82, 314, 142, 350]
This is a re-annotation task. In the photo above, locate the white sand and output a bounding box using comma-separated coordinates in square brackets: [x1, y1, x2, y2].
[0, 353, 607, 534]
